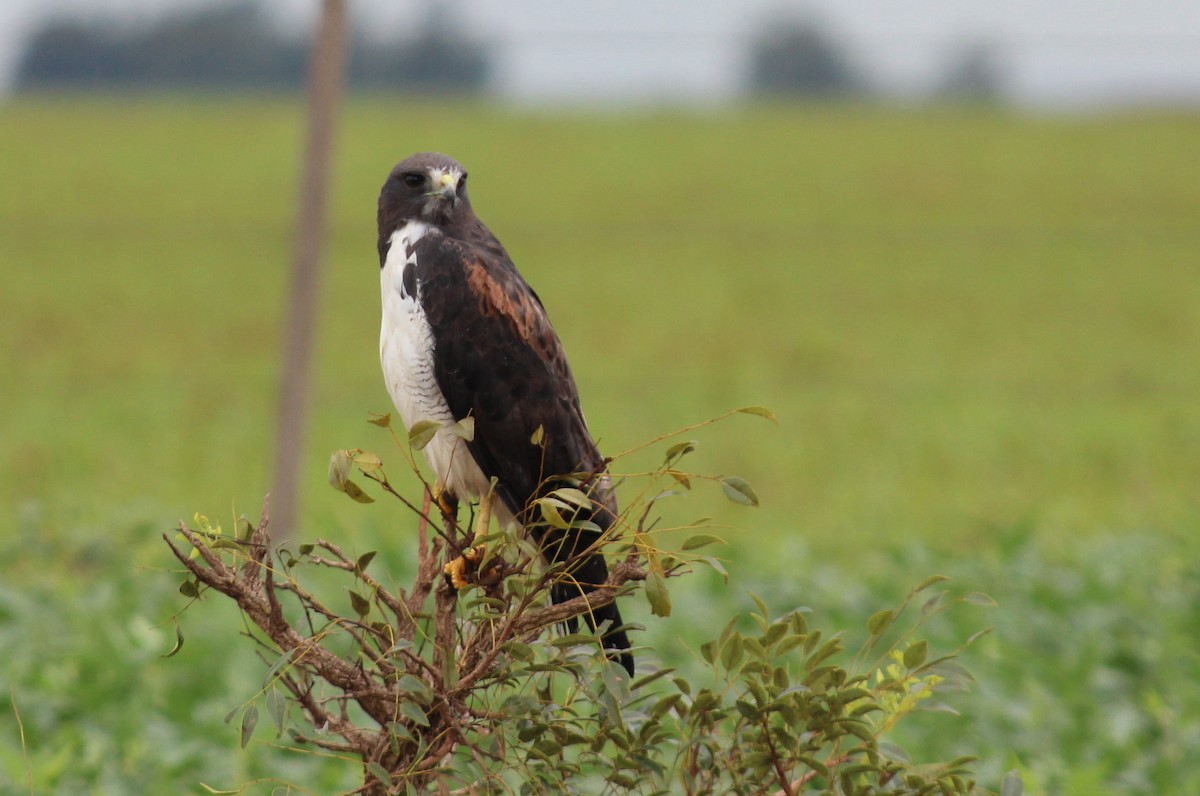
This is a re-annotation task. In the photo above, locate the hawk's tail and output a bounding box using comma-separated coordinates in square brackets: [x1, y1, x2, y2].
[538, 527, 635, 676]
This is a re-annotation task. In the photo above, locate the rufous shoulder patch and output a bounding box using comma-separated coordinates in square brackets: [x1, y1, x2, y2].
[464, 257, 549, 353]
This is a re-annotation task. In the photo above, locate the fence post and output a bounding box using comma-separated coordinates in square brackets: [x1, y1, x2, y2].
[271, 0, 348, 540]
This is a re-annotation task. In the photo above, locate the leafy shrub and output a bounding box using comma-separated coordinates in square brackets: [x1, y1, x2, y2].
[164, 413, 1000, 794]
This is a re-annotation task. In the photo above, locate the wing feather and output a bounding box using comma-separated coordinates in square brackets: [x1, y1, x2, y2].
[414, 235, 614, 525]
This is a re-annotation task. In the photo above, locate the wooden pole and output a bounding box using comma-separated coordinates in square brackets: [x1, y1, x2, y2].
[271, 0, 348, 540]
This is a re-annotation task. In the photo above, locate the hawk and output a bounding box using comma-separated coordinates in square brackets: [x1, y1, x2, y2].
[377, 152, 633, 675]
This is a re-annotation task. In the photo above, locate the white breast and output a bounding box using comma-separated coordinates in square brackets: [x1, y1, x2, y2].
[379, 222, 499, 515]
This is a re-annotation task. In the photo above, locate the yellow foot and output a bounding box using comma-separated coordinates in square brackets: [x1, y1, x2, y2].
[442, 496, 495, 591]
[443, 545, 486, 591]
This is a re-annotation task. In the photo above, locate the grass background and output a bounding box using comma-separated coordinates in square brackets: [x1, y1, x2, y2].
[1, 96, 1198, 793]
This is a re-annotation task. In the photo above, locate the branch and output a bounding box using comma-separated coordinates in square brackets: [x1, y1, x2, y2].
[165, 524, 397, 727]
[164, 490, 648, 793]
[451, 561, 645, 694]
[509, 561, 645, 637]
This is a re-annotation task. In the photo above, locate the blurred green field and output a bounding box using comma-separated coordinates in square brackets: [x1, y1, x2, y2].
[1, 97, 1199, 794]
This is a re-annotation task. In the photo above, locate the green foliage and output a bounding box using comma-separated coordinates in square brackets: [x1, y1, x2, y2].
[159, 417, 997, 795]
[6, 504, 1199, 793]
[0, 516, 359, 793]
[671, 575, 990, 795]
[870, 531, 1200, 795]
[2, 100, 1198, 793]
[2, 100, 1199, 553]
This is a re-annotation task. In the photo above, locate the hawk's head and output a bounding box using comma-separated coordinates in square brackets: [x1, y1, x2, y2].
[378, 152, 471, 232]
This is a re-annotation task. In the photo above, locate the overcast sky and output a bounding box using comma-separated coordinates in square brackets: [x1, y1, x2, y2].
[2, 0, 1198, 106]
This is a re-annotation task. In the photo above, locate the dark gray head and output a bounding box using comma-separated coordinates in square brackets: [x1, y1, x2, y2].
[378, 152, 473, 233]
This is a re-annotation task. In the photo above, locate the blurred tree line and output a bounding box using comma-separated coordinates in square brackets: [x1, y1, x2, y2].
[747, 16, 1005, 102]
[15, 0, 490, 93]
[15, 2, 1003, 101]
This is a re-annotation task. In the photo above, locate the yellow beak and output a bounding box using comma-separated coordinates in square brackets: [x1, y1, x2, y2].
[430, 170, 457, 201]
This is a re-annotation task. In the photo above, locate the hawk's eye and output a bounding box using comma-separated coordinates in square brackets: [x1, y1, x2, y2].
[401, 173, 424, 189]
[456, 174, 467, 192]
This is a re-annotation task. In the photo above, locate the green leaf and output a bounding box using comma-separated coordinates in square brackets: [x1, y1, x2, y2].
[922, 590, 948, 615]
[387, 639, 414, 655]
[349, 590, 371, 618]
[568, 519, 603, 534]
[763, 622, 789, 648]
[963, 591, 998, 607]
[399, 701, 429, 727]
[750, 592, 769, 620]
[161, 623, 185, 658]
[407, 420, 440, 450]
[964, 627, 994, 647]
[356, 550, 377, 573]
[691, 688, 718, 714]
[179, 579, 199, 599]
[645, 569, 671, 617]
[735, 698, 760, 719]
[805, 636, 841, 666]
[664, 440, 697, 463]
[366, 762, 394, 788]
[239, 705, 258, 748]
[503, 641, 534, 661]
[667, 470, 692, 489]
[903, 640, 928, 670]
[353, 450, 383, 474]
[548, 487, 593, 510]
[681, 533, 723, 551]
[266, 687, 287, 736]
[631, 667, 675, 691]
[719, 476, 759, 507]
[850, 701, 882, 717]
[329, 450, 375, 502]
[600, 660, 633, 705]
[537, 499, 570, 530]
[340, 479, 375, 504]
[867, 609, 895, 636]
[549, 632, 599, 648]
[736, 405, 778, 423]
[387, 721, 414, 744]
[720, 633, 744, 671]
[262, 648, 295, 687]
[530, 424, 544, 445]
[918, 699, 960, 715]
[697, 555, 729, 580]
[395, 674, 433, 703]
[236, 514, 254, 542]
[911, 574, 950, 594]
[367, 411, 391, 427]
[451, 416, 475, 441]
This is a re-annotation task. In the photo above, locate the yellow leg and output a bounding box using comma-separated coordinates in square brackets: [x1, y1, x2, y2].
[442, 496, 492, 591]
[473, 495, 491, 541]
[431, 481, 458, 518]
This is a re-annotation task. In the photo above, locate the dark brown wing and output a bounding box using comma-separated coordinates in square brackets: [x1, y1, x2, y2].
[414, 233, 612, 522]
[414, 232, 632, 674]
